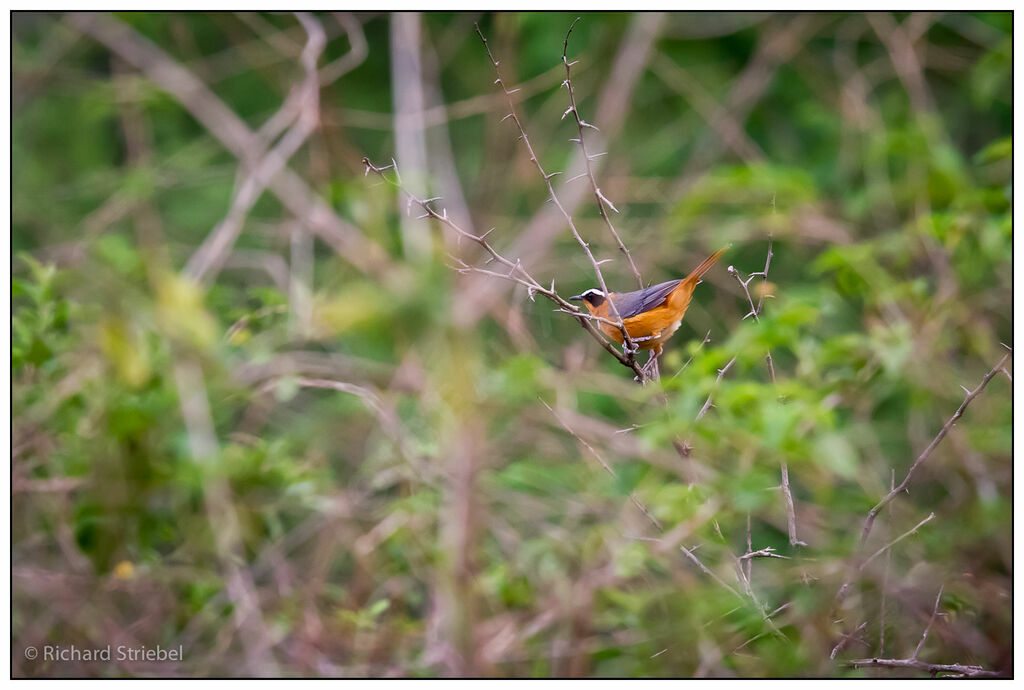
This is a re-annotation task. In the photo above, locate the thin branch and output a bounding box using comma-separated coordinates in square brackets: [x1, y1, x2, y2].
[679, 545, 742, 600]
[362, 157, 646, 381]
[540, 399, 662, 532]
[830, 621, 867, 660]
[912, 585, 943, 660]
[837, 512, 935, 602]
[780, 461, 806, 547]
[562, 18, 643, 290]
[695, 356, 736, 421]
[846, 658, 1000, 679]
[859, 351, 1012, 545]
[878, 469, 894, 656]
[739, 547, 789, 561]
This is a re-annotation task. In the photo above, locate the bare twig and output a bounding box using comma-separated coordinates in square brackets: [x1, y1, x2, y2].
[562, 18, 643, 290]
[837, 512, 936, 603]
[540, 399, 662, 532]
[830, 621, 868, 660]
[739, 547, 789, 561]
[859, 351, 1011, 545]
[878, 469, 894, 655]
[679, 545, 742, 600]
[780, 461, 806, 547]
[912, 585, 943, 660]
[846, 658, 1000, 679]
[695, 356, 736, 421]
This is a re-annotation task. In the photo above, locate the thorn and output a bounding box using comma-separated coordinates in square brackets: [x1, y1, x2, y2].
[494, 78, 501, 85]
[422, 196, 442, 204]
[588, 152, 607, 159]
[480, 227, 496, 239]
[484, 256, 494, 265]
[566, 173, 587, 183]
[507, 88, 521, 94]
[579, 120, 600, 131]
[562, 106, 575, 120]
[568, 138, 581, 143]
[1000, 342, 1012, 352]
[596, 189, 619, 213]
[960, 385, 971, 396]
[527, 286, 536, 302]
[415, 213, 430, 220]
[595, 258, 612, 266]
[561, 79, 570, 89]
[500, 113, 513, 122]
[567, 60, 579, 67]
[545, 171, 563, 179]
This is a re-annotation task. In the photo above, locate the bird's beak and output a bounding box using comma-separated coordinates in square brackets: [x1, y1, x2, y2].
[570, 294, 583, 301]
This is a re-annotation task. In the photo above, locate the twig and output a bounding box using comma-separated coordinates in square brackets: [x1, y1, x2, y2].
[727, 236, 776, 382]
[912, 585, 943, 660]
[679, 545, 742, 600]
[878, 469, 894, 656]
[562, 18, 643, 290]
[780, 461, 806, 547]
[695, 356, 736, 421]
[859, 351, 1012, 545]
[837, 512, 935, 602]
[830, 621, 867, 660]
[540, 399, 662, 532]
[846, 658, 1000, 679]
[739, 547, 789, 561]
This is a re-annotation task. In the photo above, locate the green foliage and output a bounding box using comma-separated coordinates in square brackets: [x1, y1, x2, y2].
[12, 11, 1010, 679]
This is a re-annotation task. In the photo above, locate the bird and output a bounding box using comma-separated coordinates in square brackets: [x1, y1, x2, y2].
[570, 247, 727, 377]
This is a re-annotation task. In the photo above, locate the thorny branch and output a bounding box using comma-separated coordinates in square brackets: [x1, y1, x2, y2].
[473, 23, 644, 374]
[361, 157, 646, 382]
[728, 238, 804, 547]
[845, 658, 1000, 679]
[845, 585, 1001, 678]
[561, 18, 644, 291]
[859, 349, 1012, 546]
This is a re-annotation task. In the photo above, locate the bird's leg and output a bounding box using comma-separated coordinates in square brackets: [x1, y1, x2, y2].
[647, 351, 661, 381]
[639, 348, 661, 381]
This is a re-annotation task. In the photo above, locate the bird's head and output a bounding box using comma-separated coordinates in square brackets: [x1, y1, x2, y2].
[570, 288, 608, 312]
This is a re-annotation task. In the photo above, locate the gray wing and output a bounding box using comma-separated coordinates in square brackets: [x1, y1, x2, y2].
[611, 279, 682, 319]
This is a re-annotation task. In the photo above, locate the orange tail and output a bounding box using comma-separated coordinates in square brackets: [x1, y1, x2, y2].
[682, 247, 727, 287]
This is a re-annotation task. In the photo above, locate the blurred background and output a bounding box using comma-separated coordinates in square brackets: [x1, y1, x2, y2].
[12, 11, 1012, 678]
